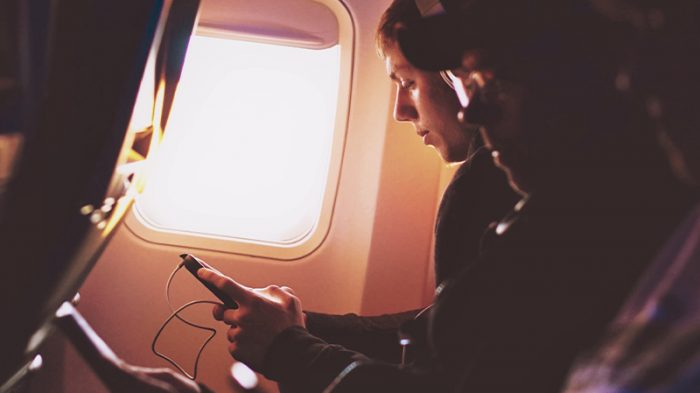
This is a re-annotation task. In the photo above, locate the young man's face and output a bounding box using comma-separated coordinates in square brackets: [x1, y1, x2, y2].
[384, 43, 472, 163]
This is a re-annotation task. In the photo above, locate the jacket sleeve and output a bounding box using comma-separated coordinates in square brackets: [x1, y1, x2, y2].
[304, 309, 420, 363]
[260, 326, 372, 393]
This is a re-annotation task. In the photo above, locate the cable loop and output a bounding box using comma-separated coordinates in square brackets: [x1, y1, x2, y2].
[151, 264, 222, 380]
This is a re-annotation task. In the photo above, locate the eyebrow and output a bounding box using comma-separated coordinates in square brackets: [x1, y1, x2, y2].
[388, 64, 411, 82]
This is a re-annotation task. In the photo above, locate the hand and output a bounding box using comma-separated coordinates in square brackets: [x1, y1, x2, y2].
[197, 268, 305, 371]
[117, 364, 201, 393]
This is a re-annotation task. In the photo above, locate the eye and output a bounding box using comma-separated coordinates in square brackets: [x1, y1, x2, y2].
[400, 79, 416, 90]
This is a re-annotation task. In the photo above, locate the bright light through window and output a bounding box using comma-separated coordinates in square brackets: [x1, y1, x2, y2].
[136, 36, 341, 244]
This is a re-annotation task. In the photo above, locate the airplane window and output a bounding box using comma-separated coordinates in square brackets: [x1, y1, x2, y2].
[133, 34, 342, 249]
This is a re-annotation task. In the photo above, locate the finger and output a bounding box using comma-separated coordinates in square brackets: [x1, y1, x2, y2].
[227, 326, 241, 342]
[280, 286, 296, 295]
[222, 309, 240, 325]
[227, 342, 249, 365]
[196, 258, 221, 274]
[228, 342, 240, 359]
[212, 304, 225, 321]
[197, 268, 252, 303]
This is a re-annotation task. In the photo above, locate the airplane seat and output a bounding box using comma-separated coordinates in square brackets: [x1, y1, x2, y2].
[0, 0, 192, 391]
[0, 0, 49, 211]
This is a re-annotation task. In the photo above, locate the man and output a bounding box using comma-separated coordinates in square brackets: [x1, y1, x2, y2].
[561, 0, 700, 391]
[301, 3, 518, 368]
[377, 0, 518, 286]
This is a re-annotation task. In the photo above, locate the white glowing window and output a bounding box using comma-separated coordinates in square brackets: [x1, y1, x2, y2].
[136, 36, 341, 245]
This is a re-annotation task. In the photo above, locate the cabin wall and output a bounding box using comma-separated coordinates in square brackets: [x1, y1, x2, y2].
[37, 0, 454, 392]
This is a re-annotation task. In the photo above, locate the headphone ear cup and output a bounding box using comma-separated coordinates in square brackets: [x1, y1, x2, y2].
[461, 94, 502, 126]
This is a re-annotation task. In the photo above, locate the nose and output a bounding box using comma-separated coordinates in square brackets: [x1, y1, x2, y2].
[393, 87, 417, 122]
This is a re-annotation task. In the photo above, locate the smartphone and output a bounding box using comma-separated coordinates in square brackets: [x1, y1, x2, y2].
[179, 254, 239, 309]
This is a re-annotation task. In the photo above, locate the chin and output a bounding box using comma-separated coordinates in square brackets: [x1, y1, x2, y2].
[439, 149, 469, 164]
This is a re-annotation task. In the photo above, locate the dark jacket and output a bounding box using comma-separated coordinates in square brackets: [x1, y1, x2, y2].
[263, 149, 517, 391]
[326, 171, 693, 393]
[562, 203, 700, 393]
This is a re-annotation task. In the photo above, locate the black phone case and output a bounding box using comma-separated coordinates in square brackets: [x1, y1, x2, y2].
[180, 254, 239, 309]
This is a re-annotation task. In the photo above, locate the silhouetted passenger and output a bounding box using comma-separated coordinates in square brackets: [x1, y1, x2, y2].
[563, 1, 700, 391]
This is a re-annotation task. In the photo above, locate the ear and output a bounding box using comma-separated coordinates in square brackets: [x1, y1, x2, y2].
[460, 50, 483, 71]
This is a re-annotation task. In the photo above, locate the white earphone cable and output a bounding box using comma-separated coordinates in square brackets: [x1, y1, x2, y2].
[151, 263, 221, 380]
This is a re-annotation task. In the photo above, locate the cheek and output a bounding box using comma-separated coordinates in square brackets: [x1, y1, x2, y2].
[430, 94, 463, 128]
[439, 115, 469, 146]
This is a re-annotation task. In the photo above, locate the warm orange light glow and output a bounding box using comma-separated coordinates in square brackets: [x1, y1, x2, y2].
[103, 162, 145, 234]
[102, 71, 168, 235]
[102, 192, 135, 234]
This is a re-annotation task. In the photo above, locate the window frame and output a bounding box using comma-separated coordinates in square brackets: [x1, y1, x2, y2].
[124, 0, 354, 260]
